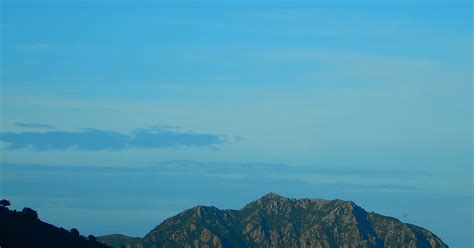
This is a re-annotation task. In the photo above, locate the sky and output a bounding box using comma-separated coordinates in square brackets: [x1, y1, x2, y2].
[0, 0, 472, 247]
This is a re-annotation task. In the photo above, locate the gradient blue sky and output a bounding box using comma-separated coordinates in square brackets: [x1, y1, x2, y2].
[0, 1, 472, 247]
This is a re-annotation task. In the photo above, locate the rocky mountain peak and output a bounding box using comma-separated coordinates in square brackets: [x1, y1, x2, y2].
[260, 192, 287, 200]
[99, 194, 448, 248]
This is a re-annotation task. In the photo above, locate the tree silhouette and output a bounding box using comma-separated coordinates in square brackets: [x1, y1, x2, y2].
[70, 228, 80, 236]
[0, 199, 11, 208]
[21, 207, 38, 220]
[88, 235, 97, 242]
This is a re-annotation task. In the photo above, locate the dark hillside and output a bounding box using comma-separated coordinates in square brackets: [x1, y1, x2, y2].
[0, 200, 108, 248]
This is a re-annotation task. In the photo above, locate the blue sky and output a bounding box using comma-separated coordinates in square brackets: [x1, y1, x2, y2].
[0, 1, 472, 247]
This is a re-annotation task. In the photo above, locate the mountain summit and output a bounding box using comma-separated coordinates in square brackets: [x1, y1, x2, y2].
[99, 193, 447, 248]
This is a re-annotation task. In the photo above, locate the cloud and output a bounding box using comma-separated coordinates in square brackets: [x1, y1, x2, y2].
[150, 160, 426, 181]
[148, 124, 179, 130]
[14, 122, 56, 129]
[18, 43, 57, 50]
[130, 129, 224, 148]
[0, 128, 225, 151]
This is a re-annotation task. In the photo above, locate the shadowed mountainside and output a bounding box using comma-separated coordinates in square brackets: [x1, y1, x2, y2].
[99, 193, 448, 248]
[0, 201, 108, 248]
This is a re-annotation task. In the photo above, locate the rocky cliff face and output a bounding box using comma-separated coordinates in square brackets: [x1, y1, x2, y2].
[99, 193, 448, 248]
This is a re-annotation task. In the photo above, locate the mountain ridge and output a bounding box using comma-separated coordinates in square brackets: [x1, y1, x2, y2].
[99, 193, 448, 248]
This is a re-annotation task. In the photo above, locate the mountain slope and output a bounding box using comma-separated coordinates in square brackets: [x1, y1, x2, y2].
[99, 193, 447, 248]
[0, 204, 108, 248]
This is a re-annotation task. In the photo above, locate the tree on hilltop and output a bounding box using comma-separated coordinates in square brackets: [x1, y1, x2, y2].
[0, 199, 11, 208]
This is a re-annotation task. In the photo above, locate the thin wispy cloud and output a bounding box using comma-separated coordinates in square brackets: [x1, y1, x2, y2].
[18, 43, 57, 50]
[14, 122, 56, 129]
[0, 128, 225, 151]
[148, 124, 179, 130]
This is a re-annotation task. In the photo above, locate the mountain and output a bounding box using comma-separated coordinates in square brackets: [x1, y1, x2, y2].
[0, 202, 108, 248]
[99, 193, 448, 248]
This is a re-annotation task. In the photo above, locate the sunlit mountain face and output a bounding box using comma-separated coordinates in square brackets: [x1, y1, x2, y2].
[99, 193, 448, 248]
[0, 1, 472, 248]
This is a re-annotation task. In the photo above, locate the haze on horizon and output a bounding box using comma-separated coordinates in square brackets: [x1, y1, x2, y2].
[0, 1, 472, 247]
